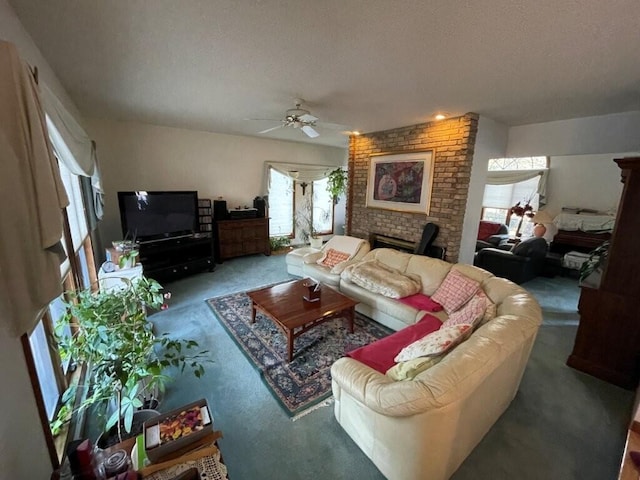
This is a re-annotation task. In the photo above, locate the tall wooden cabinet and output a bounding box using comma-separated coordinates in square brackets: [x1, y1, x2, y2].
[215, 218, 270, 262]
[567, 157, 640, 389]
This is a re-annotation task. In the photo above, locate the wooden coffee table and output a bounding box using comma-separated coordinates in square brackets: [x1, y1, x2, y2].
[247, 278, 358, 362]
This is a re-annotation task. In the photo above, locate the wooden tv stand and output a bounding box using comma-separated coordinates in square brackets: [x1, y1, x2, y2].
[138, 233, 214, 282]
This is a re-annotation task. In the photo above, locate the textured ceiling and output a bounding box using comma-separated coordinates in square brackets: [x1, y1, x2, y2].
[9, 0, 640, 147]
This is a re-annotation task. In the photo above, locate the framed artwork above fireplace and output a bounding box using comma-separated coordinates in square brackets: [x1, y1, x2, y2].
[366, 150, 434, 214]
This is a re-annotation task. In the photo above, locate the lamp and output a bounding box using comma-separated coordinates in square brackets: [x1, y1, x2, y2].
[531, 210, 553, 225]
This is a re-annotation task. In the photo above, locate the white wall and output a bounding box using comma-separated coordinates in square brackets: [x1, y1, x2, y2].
[544, 153, 630, 217]
[459, 116, 508, 264]
[0, 0, 76, 477]
[84, 118, 347, 244]
[506, 111, 640, 157]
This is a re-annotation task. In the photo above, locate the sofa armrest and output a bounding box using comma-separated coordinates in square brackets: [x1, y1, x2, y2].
[486, 233, 510, 246]
[476, 248, 533, 265]
[331, 357, 435, 417]
[302, 251, 324, 264]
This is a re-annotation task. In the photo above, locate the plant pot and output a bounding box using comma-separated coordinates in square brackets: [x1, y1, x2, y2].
[97, 409, 160, 449]
[309, 237, 323, 249]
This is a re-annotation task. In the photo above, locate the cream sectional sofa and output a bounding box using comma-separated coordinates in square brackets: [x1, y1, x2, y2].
[331, 248, 542, 480]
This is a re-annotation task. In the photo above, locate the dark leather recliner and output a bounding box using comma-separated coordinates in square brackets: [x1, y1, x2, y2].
[476, 221, 509, 251]
[474, 237, 548, 284]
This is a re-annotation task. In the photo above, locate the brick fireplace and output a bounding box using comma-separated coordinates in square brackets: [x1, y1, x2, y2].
[347, 113, 478, 263]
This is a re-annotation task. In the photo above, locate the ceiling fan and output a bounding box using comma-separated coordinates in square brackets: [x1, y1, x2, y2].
[252, 99, 322, 138]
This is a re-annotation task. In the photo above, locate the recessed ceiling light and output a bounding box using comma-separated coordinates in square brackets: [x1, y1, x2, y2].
[351, 131, 361, 136]
[434, 113, 447, 121]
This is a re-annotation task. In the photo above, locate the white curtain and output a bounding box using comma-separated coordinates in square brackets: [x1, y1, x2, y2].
[41, 83, 94, 176]
[263, 161, 335, 193]
[485, 169, 549, 207]
[42, 83, 104, 220]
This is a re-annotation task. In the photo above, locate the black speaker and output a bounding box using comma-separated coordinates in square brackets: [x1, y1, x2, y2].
[253, 196, 266, 218]
[213, 200, 228, 220]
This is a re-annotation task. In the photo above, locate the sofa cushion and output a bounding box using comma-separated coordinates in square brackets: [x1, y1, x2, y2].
[442, 295, 486, 328]
[431, 269, 481, 314]
[405, 255, 452, 296]
[397, 293, 443, 312]
[346, 314, 442, 373]
[317, 248, 351, 268]
[394, 324, 472, 362]
[385, 355, 442, 381]
[342, 260, 421, 299]
[340, 280, 426, 328]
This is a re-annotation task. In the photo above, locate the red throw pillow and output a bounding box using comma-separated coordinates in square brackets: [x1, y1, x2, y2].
[477, 221, 503, 241]
[397, 293, 443, 312]
[346, 314, 442, 373]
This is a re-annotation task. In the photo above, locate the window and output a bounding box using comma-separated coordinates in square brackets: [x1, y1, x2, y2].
[26, 158, 97, 463]
[268, 169, 294, 237]
[268, 166, 338, 243]
[312, 178, 334, 235]
[482, 157, 548, 237]
[488, 157, 548, 171]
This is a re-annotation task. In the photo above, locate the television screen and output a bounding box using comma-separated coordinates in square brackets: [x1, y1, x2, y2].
[118, 191, 199, 242]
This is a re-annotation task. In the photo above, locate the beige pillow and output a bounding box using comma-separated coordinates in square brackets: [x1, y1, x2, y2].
[394, 324, 472, 362]
[386, 356, 442, 381]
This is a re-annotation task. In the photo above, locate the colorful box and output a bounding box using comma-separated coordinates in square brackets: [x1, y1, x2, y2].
[143, 399, 213, 463]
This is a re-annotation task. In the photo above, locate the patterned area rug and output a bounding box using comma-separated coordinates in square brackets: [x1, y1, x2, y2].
[205, 284, 392, 418]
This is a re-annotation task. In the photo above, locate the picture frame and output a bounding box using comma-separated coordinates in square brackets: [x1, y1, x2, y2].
[366, 150, 434, 214]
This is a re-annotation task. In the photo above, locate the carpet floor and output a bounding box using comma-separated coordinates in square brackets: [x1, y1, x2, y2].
[206, 284, 392, 417]
[142, 255, 633, 480]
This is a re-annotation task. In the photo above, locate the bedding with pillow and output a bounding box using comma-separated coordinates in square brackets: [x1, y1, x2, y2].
[342, 259, 421, 299]
[394, 324, 471, 362]
[396, 293, 443, 312]
[346, 314, 442, 373]
[385, 355, 443, 381]
[442, 295, 486, 328]
[431, 269, 480, 314]
[317, 248, 351, 268]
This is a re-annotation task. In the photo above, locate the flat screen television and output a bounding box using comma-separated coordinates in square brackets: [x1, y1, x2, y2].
[118, 191, 199, 242]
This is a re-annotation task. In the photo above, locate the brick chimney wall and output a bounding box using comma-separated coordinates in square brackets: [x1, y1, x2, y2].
[347, 113, 479, 263]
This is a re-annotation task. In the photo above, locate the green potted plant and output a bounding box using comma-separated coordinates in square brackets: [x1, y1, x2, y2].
[52, 275, 208, 446]
[269, 235, 291, 254]
[326, 167, 348, 203]
[112, 238, 139, 269]
[295, 196, 327, 249]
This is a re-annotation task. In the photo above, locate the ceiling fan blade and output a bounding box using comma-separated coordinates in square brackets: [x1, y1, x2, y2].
[301, 125, 319, 138]
[299, 113, 318, 123]
[259, 125, 284, 134]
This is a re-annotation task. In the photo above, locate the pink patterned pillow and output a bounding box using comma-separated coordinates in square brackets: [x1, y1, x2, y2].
[318, 248, 351, 268]
[431, 270, 480, 314]
[394, 324, 472, 362]
[443, 295, 486, 328]
[474, 290, 497, 325]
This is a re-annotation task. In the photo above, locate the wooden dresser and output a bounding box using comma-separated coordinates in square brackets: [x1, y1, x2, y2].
[215, 218, 270, 262]
[567, 157, 640, 390]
